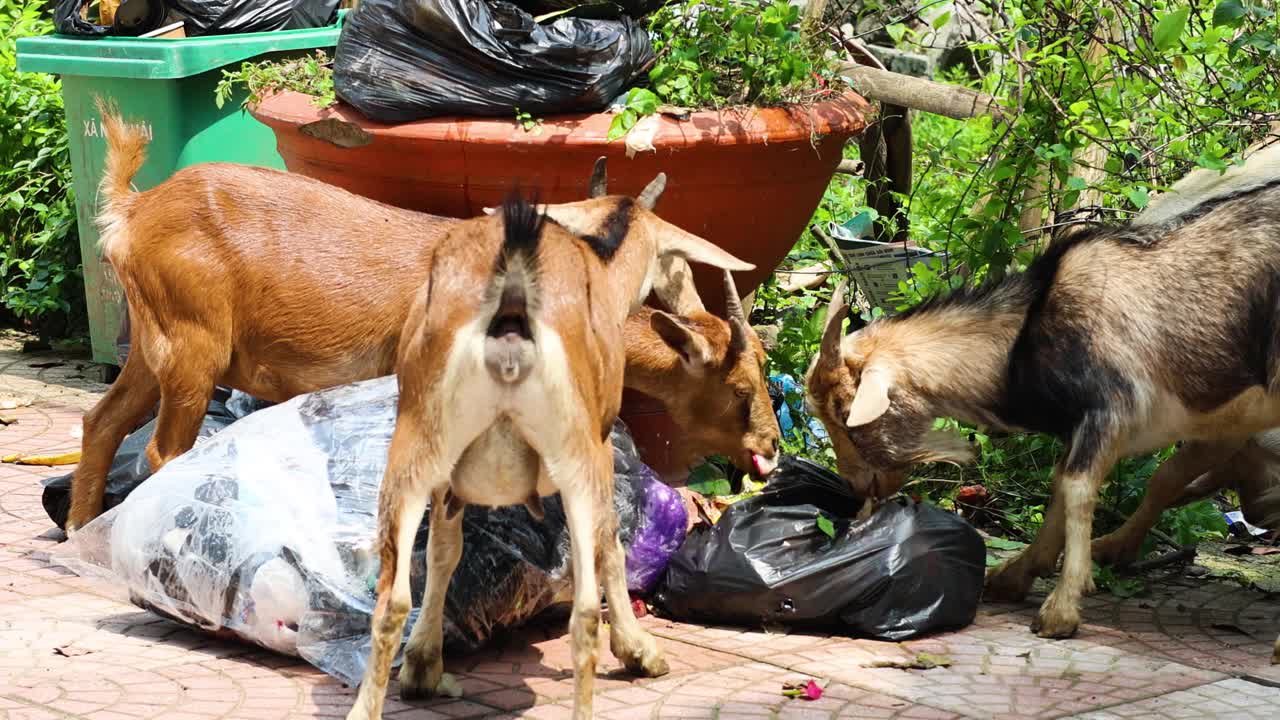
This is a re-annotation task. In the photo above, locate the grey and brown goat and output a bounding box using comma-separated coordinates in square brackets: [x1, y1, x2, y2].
[804, 140, 1280, 659]
[343, 194, 754, 720]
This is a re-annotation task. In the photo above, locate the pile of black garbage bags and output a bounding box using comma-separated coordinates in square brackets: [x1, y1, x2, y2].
[55, 0, 662, 124]
[47, 374, 985, 686]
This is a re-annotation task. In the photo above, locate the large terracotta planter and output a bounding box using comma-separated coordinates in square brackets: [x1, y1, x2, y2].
[251, 91, 869, 480]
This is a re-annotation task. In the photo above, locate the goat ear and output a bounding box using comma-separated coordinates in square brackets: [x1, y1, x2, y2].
[846, 367, 892, 427]
[820, 280, 849, 362]
[654, 218, 754, 272]
[651, 255, 707, 315]
[650, 311, 712, 371]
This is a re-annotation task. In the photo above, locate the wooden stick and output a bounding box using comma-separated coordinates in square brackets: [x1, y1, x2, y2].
[1127, 545, 1197, 573]
[839, 63, 1006, 121]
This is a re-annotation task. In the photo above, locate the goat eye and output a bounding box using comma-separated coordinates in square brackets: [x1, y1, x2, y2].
[734, 387, 750, 399]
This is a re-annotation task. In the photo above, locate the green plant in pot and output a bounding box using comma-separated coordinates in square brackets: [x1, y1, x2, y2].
[607, 0, 839, 140]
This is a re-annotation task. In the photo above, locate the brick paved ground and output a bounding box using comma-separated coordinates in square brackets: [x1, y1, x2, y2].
[3, 334, 1280, 719]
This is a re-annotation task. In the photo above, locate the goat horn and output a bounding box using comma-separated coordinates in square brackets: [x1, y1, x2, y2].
[589, 156, 608, 198]
[723, 269, 749, 353]
[637, 172, 667, 210]
[819, 279, 849, 362]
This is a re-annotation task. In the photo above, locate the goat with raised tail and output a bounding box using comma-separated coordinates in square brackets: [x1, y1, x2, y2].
[69, 103, 779, 533]
[344, 194, 754, 720]
[804, 137, 1280, 654]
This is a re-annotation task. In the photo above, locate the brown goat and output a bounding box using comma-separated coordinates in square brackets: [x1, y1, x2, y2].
[344, 195, 753, 720]
[69, 106, 779, 533]
[805, 150, 1280, 653]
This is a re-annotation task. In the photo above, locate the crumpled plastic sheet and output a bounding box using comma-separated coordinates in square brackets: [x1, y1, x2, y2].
[333, 0, 655, 123]
[53, 375, 685, 686]
[654, 456, 986, 641]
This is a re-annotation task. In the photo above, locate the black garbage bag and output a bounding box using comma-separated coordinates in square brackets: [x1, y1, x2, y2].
[333, 0, 655, 124]
[53, 0, 339, 38]
[653, 457, 986, 640]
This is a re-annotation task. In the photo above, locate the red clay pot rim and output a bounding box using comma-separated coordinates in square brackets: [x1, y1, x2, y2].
[251, 90, 871, 148]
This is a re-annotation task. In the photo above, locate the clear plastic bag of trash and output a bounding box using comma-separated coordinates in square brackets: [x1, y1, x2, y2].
[53, 0, 340, 38]
[333, 0, 655, 124]
[653, 456, 986, 640]
[51, 376, 686, 684]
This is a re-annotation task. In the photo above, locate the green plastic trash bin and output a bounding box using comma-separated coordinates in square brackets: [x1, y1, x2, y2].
[16, 17, 343, 366]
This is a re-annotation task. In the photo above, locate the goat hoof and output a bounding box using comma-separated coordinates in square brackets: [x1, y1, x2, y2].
[397, 652, 445, 701]
[622, 646, 669, 679]
[612, 629, 669, 678]
[1032, 604, 1080, 639]
[983, 565, 1034, 604]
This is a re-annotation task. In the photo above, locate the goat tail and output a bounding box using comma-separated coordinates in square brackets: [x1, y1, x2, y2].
[95, 97, 149, 213]
[483, 192, 546, 385]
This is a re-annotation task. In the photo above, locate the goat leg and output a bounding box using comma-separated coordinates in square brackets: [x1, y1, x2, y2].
[142, 339, 226, 477]
[67, 354, 160, 532]
[1092, 439, 1244, 568]
[597, 445, 668, 680]
[558, 449, 607, 720]
[399, 487, 464, 701]
[346, 427, 433, 720]
[985, 459, 1070, 604]
[1032, 427, 1116, 639]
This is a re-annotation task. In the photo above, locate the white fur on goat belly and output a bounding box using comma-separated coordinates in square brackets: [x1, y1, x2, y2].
[450, 419, 554, 508]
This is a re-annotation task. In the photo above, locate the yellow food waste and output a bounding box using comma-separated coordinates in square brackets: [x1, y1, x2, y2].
[1, 450, 82, 466]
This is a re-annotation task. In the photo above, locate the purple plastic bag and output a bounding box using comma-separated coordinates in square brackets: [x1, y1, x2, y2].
[624, 465, 689, 594]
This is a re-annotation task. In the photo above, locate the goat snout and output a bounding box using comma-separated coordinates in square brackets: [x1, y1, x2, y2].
[751, 450, 779, 478]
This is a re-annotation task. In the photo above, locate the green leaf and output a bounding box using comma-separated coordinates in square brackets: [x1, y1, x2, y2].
[606, 111, 634, 142]
[1154, 7, 1190, 52]
[732, 14, 755, 36]
[627, 88, 659, 116]
[931, 10, 952, 30]
[688, 476, 732, 497]
[1213, 0, 1248, 28]
[985, 536, 1027, 551]
[816, 513, 836, 539]
[1126, 187, 1150, 209]
[886, 23, 907, 44]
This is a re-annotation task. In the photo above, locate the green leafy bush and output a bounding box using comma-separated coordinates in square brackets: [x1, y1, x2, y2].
[0, 0, 82, 333]
[609, 0, 837, 139]
[215, 50, 337, 110]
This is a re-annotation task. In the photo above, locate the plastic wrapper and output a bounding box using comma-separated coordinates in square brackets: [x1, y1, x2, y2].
[333, 0, 655, 124]
[53, 0, 340, 38]
[654, 457, 986, 640]
[53, 376, 684, 685]
[768, 373, 829, 447]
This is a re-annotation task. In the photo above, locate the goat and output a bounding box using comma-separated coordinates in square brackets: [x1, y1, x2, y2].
[804, 139, 1280, 646]
[1067, 142, 1280, 574]
[343, 194, 753, 720]
[69, 105, 778, 533]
